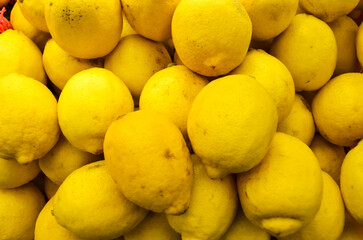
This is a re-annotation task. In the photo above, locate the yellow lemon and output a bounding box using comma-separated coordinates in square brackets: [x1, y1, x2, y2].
[166, 154, 238, 240]
[42, 38, 104, 90]
[270, 13, 337, 92]
[0, 183, 45, 240]
[310, 133, 346, 183]
[44, 177, 59, 199]
[279, 172, 345, 240]
[0, 73, 59, 164]
[239, 0, 298, 41]
[220, 208, 270, 240]
[104, 110, 193, 215]
[39, 134, 100, 185]
[172, 0, 252, 76]
[35, 198, 84, 240]
[0, 29, 46, 84]
[121, 0, 180, 42]
[230, 49, 295, 122]
[10, 2, 51, 51]
[277, 94, 315, 146]
[58, 67, 134, 155]
[237, 132, 323, 238]
[44, 0, 122, 59]
[299, 0, 359, 22]
[312, 72, 363, 147]
[139, 65, 208, 140]
[0, 158, 40, 189]
[355, 19, 363, 67]
[341, 140, 363, 225]
[329, 16, 360, 76]
[53, 161, 148, 240]
[104, 34, 172, 103]
[124, 212, 181, 240]
[187, 74, 278, 178]
[339, 212, 363, 240]
[18, 0, 48, 32]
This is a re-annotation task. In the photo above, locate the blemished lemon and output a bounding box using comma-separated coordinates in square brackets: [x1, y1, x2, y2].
[277, 94, 315, 146]
[166, 154, 238, 240]
[187, 74, 278, 179]
[239, 0, 298, 41]
[104, 110, 193, 215]
[0, 183, 45, 240]
[0, 73, 60, 164]
[53, 161, 148, 240]
[0, 29, 46, 84]
[39, 134, 100, 185]
[220, 208, 270, 240]
[299, 0, 359, 23]
[270, 13, 337, 92]
[0, 158, 40, 189]
[279, 172, 345, 240]
[43, 177, 59, 200]
[230, 49, 295, 122]
[328, 16, 360, 76]
[57, 67, 134, 155]
[121, 0, 180, 42]
[139, 65, 209, 140]
[44, 0, 122, 59]
[340, 140, 363, 225]
[310, 133, 345, 183]
[124, 212, 181, 240]
[42, 38, 104, 90]
[18, 0, 48, 32]
[312, 72, 363, 147]
[104, 34, 172, 103]
[10, 2, 51, 51]
[338, 212, 363, 240]
[35, 198, 84, 240]
[237, 132, 323, 238]
[172, 0, 252, 77]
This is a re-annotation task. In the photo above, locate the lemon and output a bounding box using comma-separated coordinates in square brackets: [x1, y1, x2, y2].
[104, 34, 172, 103]
[18, 0, 48, 32]
[339, 212, 363, 240]
[43, 38, 104, 90]
[355, 19, 363, 67]
[35, 198, 84, 240]
[239, 0, 298, 41]
[329, 16, 360, 76]
[44, 177, 59, 199]
[312, 72, 363, 147]
[299, 0, 359, 23]
[310, 133, 345, 183]
[230, 49, 295, 122]
[172, 0, 252, 77]
[53, 161, 148, 240]
[10, 2, 51, 51]
[0, 157, 40, 189]
[0, 73, 60, 164]
[166, 154, 238, 240]
[39, 134, 100, 185]
[277, 94, 315, 146]
[104, 110, 193, 214]
[279, 172, 345, 240]
[270, 13, 337, 92]
[220, 208, 270, 240]
[0, 29, 46, 84]
[120, 13, 136, 39]
[0, 183, 45, 240]
[44, 0, 122, 59]
[58, 67, 134, 155]
[121, 0, 180, 41]
[340, 139, 363, 225]
[237, 132, 323, 238]
[187, 74, 278, 178]
[124, 212, 181, 240]
[139, 65, 208, 140]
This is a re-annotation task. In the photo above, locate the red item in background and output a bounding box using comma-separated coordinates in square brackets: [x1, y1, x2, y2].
[0, 7, 12, 33]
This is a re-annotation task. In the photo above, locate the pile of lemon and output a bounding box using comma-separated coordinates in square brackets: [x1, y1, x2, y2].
[2, 0, 363, 239]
